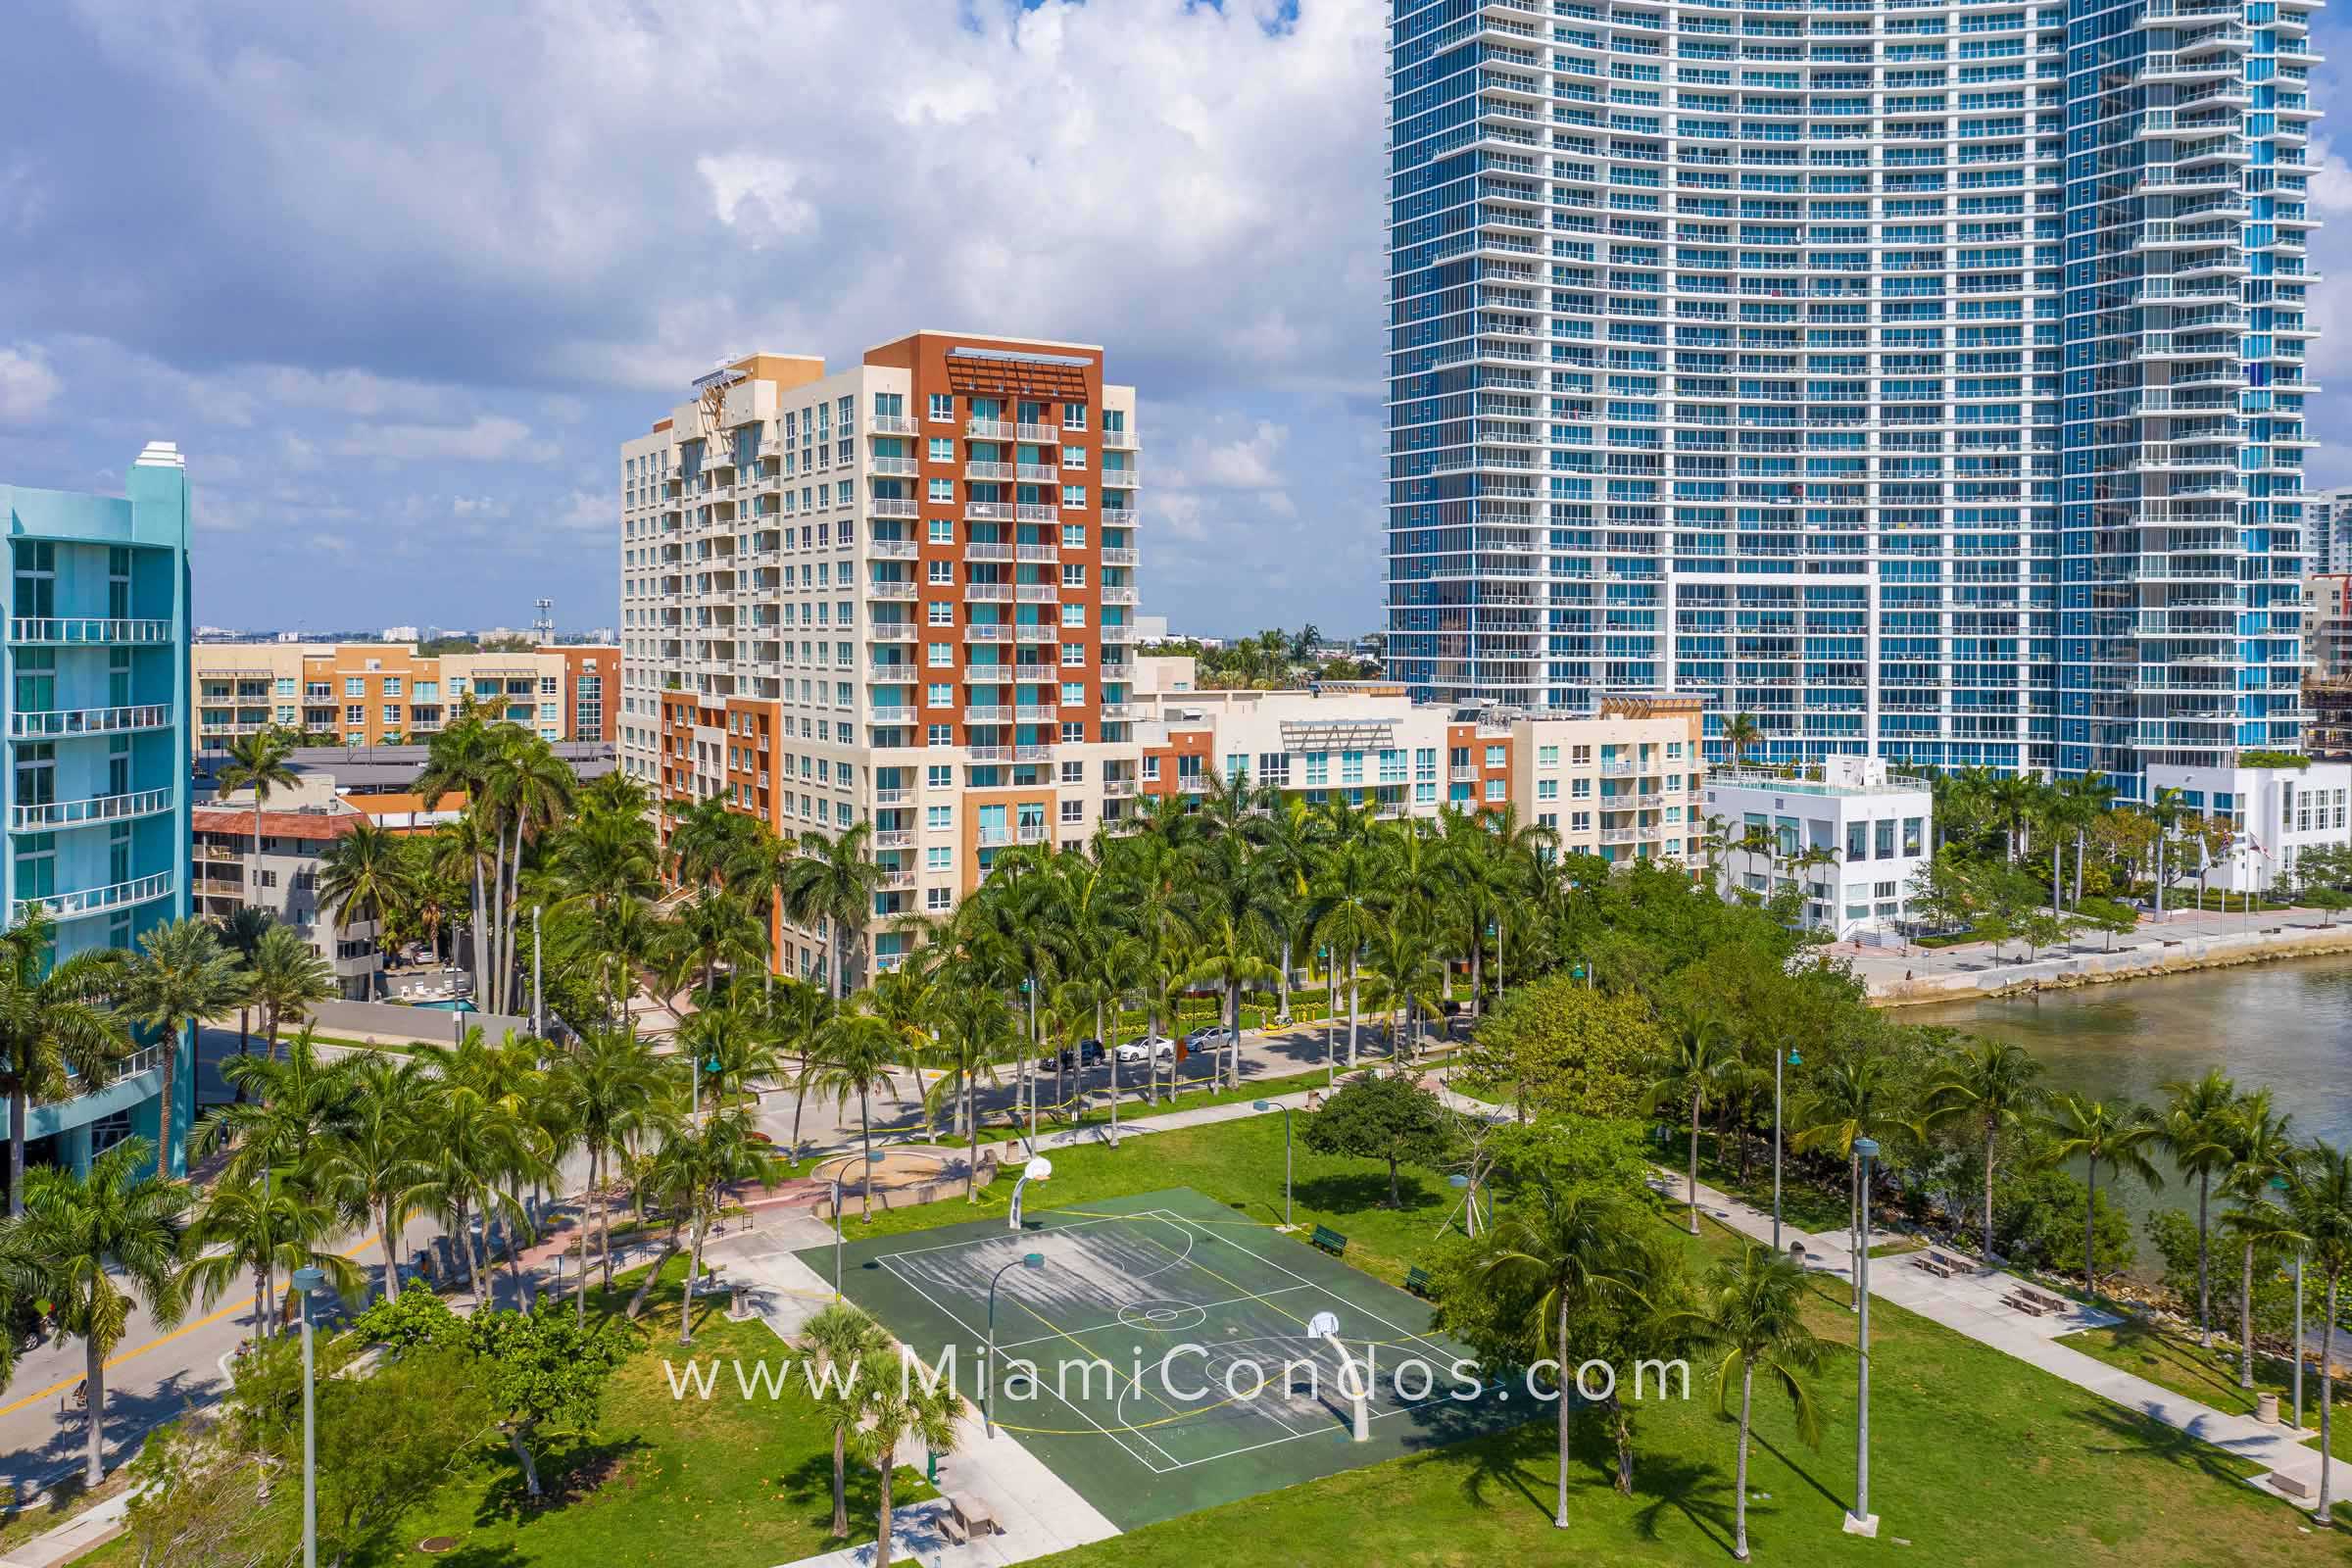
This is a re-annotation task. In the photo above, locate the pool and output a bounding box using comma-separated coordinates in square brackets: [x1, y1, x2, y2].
[409, 998, 477, 1012]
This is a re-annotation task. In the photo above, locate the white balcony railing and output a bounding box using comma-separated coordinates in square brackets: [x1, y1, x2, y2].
[10, 705, 174, 738]
[11, 787, 175, 830]
[20, 870, 175, 920]
[10, 618, 174, 645]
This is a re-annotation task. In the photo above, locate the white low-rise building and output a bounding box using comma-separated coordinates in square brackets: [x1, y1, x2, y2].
[1702, 759, 1933, 938]
[2148, 760, 2352, 895]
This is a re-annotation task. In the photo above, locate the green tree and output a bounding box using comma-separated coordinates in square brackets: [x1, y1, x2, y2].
[318, 816, 416, 1000]
[2154, 1068, 2239, 1348]
[1464, 975, 1665, 1123]
[2214, 1089, 2298, 1389]
[549, 1027, 662, 1307]
[1644, 1012, 1733, 1235]
[855, 1329, 962, 1568]
[120, 917, 247, 1179]
[2073, 896, 2138, 952]
[802, 1301, 892, 1539]
[1667, 1245, 1831, 1562]
[1721, 710, 1762, 766]
[2281, 1142, 2352, 1524]
[13, 1138, 190, 1483]
[1923, 1039, 2046, 1259]
[1298, 1071, 1453, 1208]
[315, 1049, 437, 1306]
[1468, 1182, 1648, 1530]
[782, 821, 885, 1002]
[215, 726, 300, 912]
[808, 1010, 901, 1220]
[927, 982, 1015, 1200]
[2038, 1094, 2165, 1296]
[0, 907, 128, 1216]
[648, 1108, 769, 1345]
[1307, 840, 1386, 1072]
[240, 922, 335, 1079]
[177, 1173, 362, 1343]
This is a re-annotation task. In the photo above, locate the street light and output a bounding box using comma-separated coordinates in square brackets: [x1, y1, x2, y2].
[1773, 1047, 1802, 1252]
[1008, 1155, 1053, 1232]
[832, 1150, 888, 1300]
[985, 1252, 1046, 1438]
[291, 1264, 326, 1568]
[1844, 1136, 1880, 1540]
[531, 904, 543, 1040]
[1254, 1100, 1296, 1230]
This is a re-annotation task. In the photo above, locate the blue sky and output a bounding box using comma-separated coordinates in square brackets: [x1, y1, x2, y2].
[0, 1, 2346, 638]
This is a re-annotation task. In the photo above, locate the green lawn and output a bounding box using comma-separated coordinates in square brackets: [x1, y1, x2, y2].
[823, 1115, 2352, 1566]
[2060, 1317, 2352, 1464]
[90, 1259, 931, 1568]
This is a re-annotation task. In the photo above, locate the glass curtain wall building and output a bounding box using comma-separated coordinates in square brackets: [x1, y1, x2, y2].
[3, 443, 195, 1175]
[1385, 0, 2320, 795]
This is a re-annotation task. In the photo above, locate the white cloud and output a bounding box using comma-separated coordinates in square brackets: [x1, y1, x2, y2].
[0, 345, 60, 421]
[696, 153, 817, 247]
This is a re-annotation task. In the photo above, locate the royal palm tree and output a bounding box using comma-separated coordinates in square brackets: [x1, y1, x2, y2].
[178, 1172, 361, 1342]
[239, 923, 335, 1091]
[1666, 1245, 1830, 1562]
[119, 918, 247, 1179]
[782, 822, 885, 1002]
[2155, 1068, 2239, 1347]
[216, 727, 300, 913]
[411, 1090, 539, 1301]
[648, 1108, 769, 1345]
[0, 908, 129, 1215]
[1793, 1051, 1901, 1270]
[477, 730, 575, 1015]
[928, 982, 1015, 1199]
[1645, 1011, 1734, 1235]
[1924, 1039, 2046, 1260]
[194, 1023, 358, 1189]
[1471, 1182, 1646, 1530]
[549, 1027, 662, 1309]
[2280, 1141, 2352, 1523]
[2151, 784, 2187, 917]
[1178, 902, 1280, 1090]
[858, 1336, 962, 1568]
[666, 889, 769, 1008]
[1359, 918, 1445, 1062]
[764, 978, 836, 1156]
[2037, 1094, 2165, 1296]
[14, 1139, 189, 1484]
[1308, 840, 1385, 1073]
[802, 1301, 892, 1539]
[216, 905, 273, 1062]
[2213, 1090, 2297, 1389]
[1721, 710, 1763, 767]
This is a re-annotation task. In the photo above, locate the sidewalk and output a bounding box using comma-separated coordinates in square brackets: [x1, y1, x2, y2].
[1840, 906, 2352, 1004]
[1659, 1167, 2331, 1505]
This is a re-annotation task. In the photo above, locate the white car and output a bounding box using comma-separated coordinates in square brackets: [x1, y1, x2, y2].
[1114, 1034, 1175, 1064]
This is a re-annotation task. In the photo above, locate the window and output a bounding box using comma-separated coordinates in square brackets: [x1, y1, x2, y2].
[343, 677, 365, 697]
[1062, 682, 1086, 705]
[927, 518, 955, 544]
[928, 478, 955, 503]
[926, 806, 952, 830]
[926, 764, 953, 787]
[1538, 778, 1558, 801]
[926, 886, 954, 911]
[1059, 603, 1086, 627]
[1846, 820, 1867, 860]
[1538, 745, 1559, 766]
[345, 704, 365, 724]
[1061, 523, 1087, 548]
[927, 560, 954, 584]
[1571, 810, 1592, 833]
[926, 723, 953, 747]
[927, 641, 954, 666]
[1485, 744, 1505, 767]
[1061, 643, 1085, 665]
[928, 601, 955, 624]
[928, 393, 954, 421]
[1485, 778, 1505, 802]
[928, 438, 955, 463]
[1875, 818, 1896, 859]
[1062, 446, 1087, 469]
[1059, 799, 1085, 824]
[1061, 564, 1087, 587]
[926, 684, 953, 707]
[382, 676, 403, 696]
[926, 846, 952, 870]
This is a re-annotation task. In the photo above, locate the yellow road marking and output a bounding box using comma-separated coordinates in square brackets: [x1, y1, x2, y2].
[0, 1234, 381, 1421]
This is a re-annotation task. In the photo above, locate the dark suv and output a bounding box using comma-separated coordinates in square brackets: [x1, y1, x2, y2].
[1057, 1039, 1106, 1069]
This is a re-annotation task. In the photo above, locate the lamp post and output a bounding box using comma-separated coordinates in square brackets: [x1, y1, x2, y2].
[2295, 1246, 2306, 1432]
[531, 904, 543, 1040]
[1008, 1155, 1053, 1232]
[985, 1253, 1046, 1438]
[1844, 1136, 1880, 1539]
[1773, 1047, 1801, 1252]
[1254, 1100, 1295, 1230]
[291, 1264, 326, 1568]
[832, 1150, 887, 1300]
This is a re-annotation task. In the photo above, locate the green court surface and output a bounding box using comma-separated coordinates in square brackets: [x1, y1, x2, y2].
[800, 1187, 1529, 1531]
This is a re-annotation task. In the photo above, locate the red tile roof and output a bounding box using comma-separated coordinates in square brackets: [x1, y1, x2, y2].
[192, 807, 360, 843]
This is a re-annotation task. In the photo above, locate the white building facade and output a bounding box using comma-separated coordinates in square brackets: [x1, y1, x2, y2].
[2148, 759, 2352, 893]
[1702, 758, 1934, 935]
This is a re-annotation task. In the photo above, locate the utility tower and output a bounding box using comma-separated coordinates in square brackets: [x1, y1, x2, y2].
[531, 597, 554, 645]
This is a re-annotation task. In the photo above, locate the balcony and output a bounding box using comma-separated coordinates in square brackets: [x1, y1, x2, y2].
[865, 582, 918, 600]
[1015, 584, 1057, 604]
[868, 706, 916, 725]
[11, 704, 175, 739]
[1015, 464, 1057, 483]
[870, 499, 918, 519]
[1102, 508, 1137, 526]
[1099, 625, 1136, 644]
[11, 787, 175, 830]
[870, 457, 919, 477]
[965, 705, 1012, 723]
[874, 788, 912, 806]
[1101, 548, 1138, 566]
[1013, 745, 1055, 761]
[1015, 625, 1058, 644]
[965, 462, 1013, 481]
[964, 543, 1014, 564]
[963, 625, 1008, 643]
[1015, 503, 1056, 523]
[964, 584, 1012, 603]
[20, 869, 174, 921]
[1015, 422, 1058, 443]
[867, 623, 917, 643]
[1102, 777, 1138, 797]
[967, 418, 1015, 440]
[1102, 466, 1140, 487]
[873, 830, 913, 850]
[10, 617, 173, 645]
[876, 871, 917, 892]
[966, 502, 1014, 522]
[1103, 426, 1140, 450]
[1102, 587, 1138, 606]
[868, 539, 919, 560]
[868, 663, 919, 682]
[1016, 544, 1058, 564]
[870, 414, 916, 434]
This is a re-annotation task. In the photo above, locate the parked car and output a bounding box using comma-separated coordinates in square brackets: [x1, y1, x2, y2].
[1183, 1024, 1232, 1054]
[1114, 1034, 1175, 1064]
[1057, 1039, 1106, 1070]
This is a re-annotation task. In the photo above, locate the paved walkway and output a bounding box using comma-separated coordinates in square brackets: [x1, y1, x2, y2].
[1658, 1167, 2333, 1507]
[1835, 906, 2352, 1003]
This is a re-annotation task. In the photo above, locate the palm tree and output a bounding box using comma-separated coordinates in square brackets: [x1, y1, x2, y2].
[478, 730, 575, 1015]
[808, 1011, 900, 1221]
[13, 1138, 190, 1484]
[1923, 1039, 2046, 1260]
[1308, 840, 1385, 1072]
[678, 1001, 781, 1112]
[1645, 1012, 1733, 1235]
[315, 1050, 437, 1306]
[2211, 1091, 2297, 1390]
[178, 1173, 362, 1342]
[549, 1027, 662, 1309]
[240, 923, 336, 1089]
[856, 1337, 963, 1568]
[0, 908, 129, 1215]
[411, 1090, 539, 1301]
[928, 983, 1015, 1199]
[216, 905, 273, 1063]
[2280, 1142, 2352, 1523]
[2037, 1094, 2165, 1296]
[194, 1023, 358, 1189]
[1666, 1245, 1830, 1563]
[1359, 918, 1445, 1062]
[2151, 784, 2187, 917]
[216, 727, 300, 913]
[1471, 1182, 1645, 1530]
[2154, 1068, 2239, 1347]
[1792, 1052, 1900, 1269]
[648, 1109, 769, 1345]
[317, 817, 416, 1001]
[666, 890, 769, 1008]
[802, 1301, 892, 1540]
[1177, 906, 1280, 1091]
[413, 720, 499, 1002]
[1986, 772, 2043, 866]
[1721, 710, 1762, 767]
[782, 822, 885, 1002]
[763, 978, 836, 1155]
[119, 918, 247, 1179]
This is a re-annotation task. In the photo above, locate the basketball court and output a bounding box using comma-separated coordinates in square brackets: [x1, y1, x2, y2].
[802, 1187, 1527, 1530]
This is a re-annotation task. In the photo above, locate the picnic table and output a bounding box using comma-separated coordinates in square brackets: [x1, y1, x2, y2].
[943, 1492, 999, 1544]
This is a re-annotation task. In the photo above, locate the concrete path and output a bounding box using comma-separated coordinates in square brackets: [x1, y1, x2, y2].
[1833, 905, 2352, 1003]
[1657, 1167, 2334, 1508]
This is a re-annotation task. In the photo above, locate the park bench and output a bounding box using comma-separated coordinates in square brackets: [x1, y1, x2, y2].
[2023, 1287, 2070, 1314]
[2003, 1291, 2050, 1317]
[1404, 1265, 1434, 1297]
[1311, 1225, 1349, 1258]
[1910, 1256, 1953, 1280]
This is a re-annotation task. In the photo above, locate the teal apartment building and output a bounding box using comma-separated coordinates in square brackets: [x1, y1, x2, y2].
[5, 442, 194, 1175]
